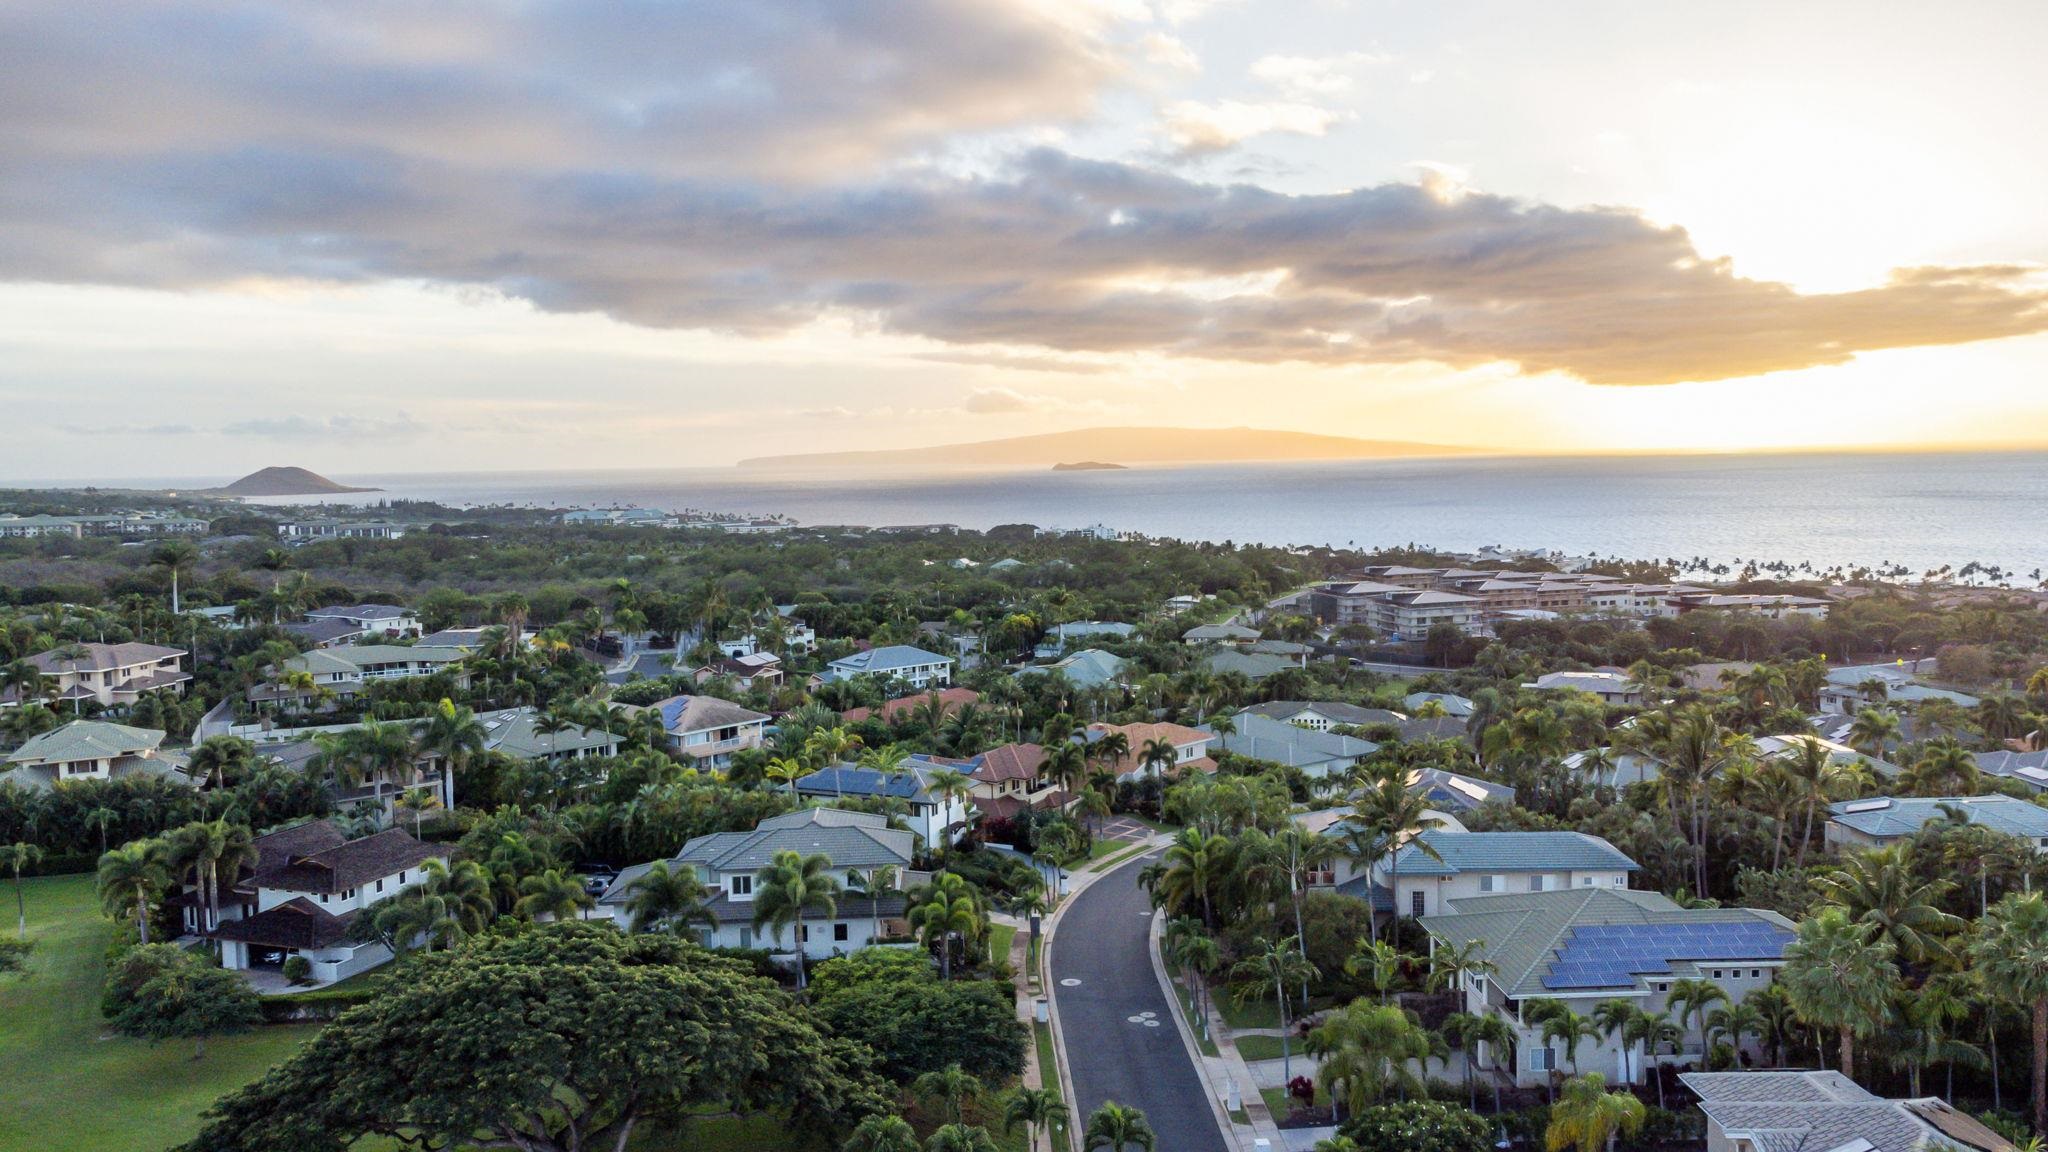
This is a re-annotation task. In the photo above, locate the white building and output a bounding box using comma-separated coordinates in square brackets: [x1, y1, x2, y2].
[277, 520, 411, 540]
[303, 603, 423, 638]
[823, 645, 954, 689]
[634, 694, 770, 767]
[3, 642, 190, 709]
[597, 809, 915, 957]
[2, 720, 190, 790]
[206, 822, 449, 984]
[1524, 670, 1643, 705]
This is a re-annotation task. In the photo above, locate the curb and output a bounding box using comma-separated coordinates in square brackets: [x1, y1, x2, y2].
[1146, 906, 1255, 1151]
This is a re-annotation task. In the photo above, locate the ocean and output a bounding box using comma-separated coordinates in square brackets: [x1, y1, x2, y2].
[217, 451, 2048, 581]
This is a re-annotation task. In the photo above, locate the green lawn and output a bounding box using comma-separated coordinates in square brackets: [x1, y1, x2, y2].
[1216, 990, 1283, 1030]
[1167, 976, 1220, 1057]
[989, 922, 1016, 968]
[0, 874, 322, 1152]
[1233, 1034, 1294, 1063]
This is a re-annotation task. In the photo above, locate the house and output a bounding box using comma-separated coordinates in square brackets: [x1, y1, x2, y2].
[3, 642, 190, 709]
[303, 603, 423, 639]
[1213, 712, 1377, 778]
[3, 720, 190, 790]
[596, 809, 913, 957]
[913, 742, 1072, 826]
[793, 763, 973, 847]
[1753, 733, 1900, 780]
[823, 645, 954, 689]
[1335, 830, 1639, 920]
[1034, 621, 1135, 658]
[1182, 623, 1260, 644]
[840, 687, 981, 726]
[633, 694, 770, 767]
[277, 519, 411, 540]
[1084, 721, 1216, 781]
[693, 651, 784, 691]
[1524, 670, 1642, 705]
[1825, 795, 2048, 853]
[1237, 700, 1406, 731]
[207, 822, 449, 984]
[1817, 662, 1979, 716]
[1562, 746, 1667, 788]
[1409, 767, 1516, 814]
[252, 728, 454, 812]
[1020, 648, 1127, 690]
[772, 607, 820, 653]
[1673, 592, 1832, 619]
[477, 707, 621, 765]
[1201, 647, 1306, 681]
[1973, 749, 2048, 794]
[1681, 1071, 2013, 1152]
[252, 645, 471, 705]
[1402, 692, 1475, 718]
[1420, 888, 1795, 1087]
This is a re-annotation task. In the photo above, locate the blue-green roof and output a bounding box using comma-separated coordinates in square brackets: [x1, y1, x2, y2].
[1828, 795, 2048, 840]
[1391, 831, 1639, 877]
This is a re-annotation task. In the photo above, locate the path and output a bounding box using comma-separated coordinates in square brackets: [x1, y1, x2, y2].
[1048, 852, 1229, 1152]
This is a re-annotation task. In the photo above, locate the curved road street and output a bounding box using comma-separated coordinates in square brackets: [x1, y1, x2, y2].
[1050, 853, 1229, 1152]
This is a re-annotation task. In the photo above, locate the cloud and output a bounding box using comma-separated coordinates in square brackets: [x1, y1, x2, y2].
[59, 421, 197, 436]
[1161, 99, 1343, 154]
[221, 413, 429, 440]
[1249, 52, 1387, 97]
[2, 2, 2046, 388]
[1139, 32, 1200, 71]
[963, 387, 1035, 413]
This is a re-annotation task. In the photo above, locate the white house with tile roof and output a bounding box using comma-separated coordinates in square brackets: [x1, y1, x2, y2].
[631, 694, 770, 767]
[823, 645, 954, 689]
[596, 809, 914, 956]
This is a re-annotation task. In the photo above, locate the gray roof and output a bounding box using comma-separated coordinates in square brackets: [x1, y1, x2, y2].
[1403, 692, 1475, 717]
[1682, 1073, 2012, 1152]
[1182, 623, 1261, 642]
[827, 645, 952, 676]
[280, 618, 364, 645]
[1390, 831, 1639, 877]
[1419, 888, 1795, 998]
[28, 642, 185, 674]
[1201, 648, 1300, 681]
[477, 708, 621, 760]
[1238, 700, 1404, 727]
[306, 603, 414, 621]
[1973, 749, 2048, 792]
[605, 810, 914, 904]
[1410, 767, 1514, 811]
[1213, 712, 1378, 768]
[1020, 648, 1128, 689]
[8, 720, 165, 765]
[1827, 795, 2048, 840]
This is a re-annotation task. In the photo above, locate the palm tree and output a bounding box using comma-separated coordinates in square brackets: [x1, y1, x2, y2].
[846, 865, 900, 943]
[1706, 1001, 1766, 1067]
[1231, 936, 1318, 1087]
[415, 698, 487, 790]
[1165, 919, 1221, 1042]
[1461, 1010, 1517, 1114]
[912, 1063, 985, 1125]
[841, 1115, 920, 1152]
[1747, 984, 1797, 1069]
[1666, 978, 1728, 1063]
[1889, 976, 1985, 1099]
[923, 1125, 998, 1152]
[625, 860, 710, 937]
[1155, 828, 1233, 926]
[1969, 891, 2048, 1134]
[1539, 1008, 1603, 1103]
[752, 849, 840, 988]
[1816, 846, 1963, 964]
[166, 820, 254, 933]
[97, 840, 168, 945]
[186, 735, 257, 791]
[1590, 1001, 1645, 1086]
[398, 786, 443, 837]
[417, 858, 494, 944]
[1546, 1073, 1646, 1152]
[150, 540, 200, 615]
[764, 756, 809, 796]
[3, 843, 42, 937]
[1082, 1102, 1156, 1152]
[1346, 766, 1443, 938]
[1348, 938, 1402, 1004]
[1624, 1010, 1683, 1108]
[1903, 737, 1980, 796]
[1003, 1086, 1069, 1151]
[1847, 706, 1901, 758]
[1307, 999, 1431, 1118]
[924, 766, 976, 838]
[908, 871, 983, 980]
[1782, 905, 1898, 1081]
[515, 868, 595, 921]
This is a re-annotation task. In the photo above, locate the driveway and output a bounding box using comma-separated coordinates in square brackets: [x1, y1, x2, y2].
[1050, 852, 1228, 1152]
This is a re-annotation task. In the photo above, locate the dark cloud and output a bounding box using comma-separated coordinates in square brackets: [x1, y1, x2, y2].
[2, 2, 2045, 385]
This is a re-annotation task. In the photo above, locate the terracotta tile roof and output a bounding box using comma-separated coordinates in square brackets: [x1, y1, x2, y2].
[971, 742, 1046, 784]
[841, 687, 980, 724]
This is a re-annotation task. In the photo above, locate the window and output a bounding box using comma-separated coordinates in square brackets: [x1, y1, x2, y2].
[399, 871, 407, 883]
[730, 875, 752, 896]
[834, 923, 850, 942]
[1712, 969, 1723, 980]
[1529, 875, 1544, 892]
[739, 927, 753, 948]
[800, 925, 809, 942]
[1750, 969, 1762, 979]
[1656, 982, 1669, 993]
[1411, 891, 1425, 916]
[1581, 877, 1594, 887]
[1531, 1047, 1555, 1072]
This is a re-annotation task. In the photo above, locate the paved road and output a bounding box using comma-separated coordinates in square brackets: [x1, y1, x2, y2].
[1050, 853, 1229, 1152]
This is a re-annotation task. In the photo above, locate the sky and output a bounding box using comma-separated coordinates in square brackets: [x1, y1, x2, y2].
[3, 0, 2048, 480]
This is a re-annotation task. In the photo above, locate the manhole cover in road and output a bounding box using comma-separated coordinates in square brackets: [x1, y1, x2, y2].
[1126, 1015, 1147, 1023]
[1060, 978, 1082, 987]
[1138, 1011, 1156, 1018]
[1144, 1020, 1162, 1027]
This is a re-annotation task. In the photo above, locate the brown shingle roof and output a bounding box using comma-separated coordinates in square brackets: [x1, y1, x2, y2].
[261, 828, 448, 896]
[208, 897, 356, 950]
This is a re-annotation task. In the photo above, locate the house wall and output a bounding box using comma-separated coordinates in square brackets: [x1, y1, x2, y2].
[1391, 868, 1632, 918]
[255, 864, 433, 915]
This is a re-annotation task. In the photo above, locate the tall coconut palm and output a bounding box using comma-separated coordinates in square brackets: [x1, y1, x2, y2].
[1155, 828, 1233, 926]
[150, 540, 200, 615]
[1230, 936, 1317, 1087]
[1591, 1001, 1645, 1085]
[1625, 1010, 1683, 1107]
[1347, 766, 1443, 938]
[1846, 706, 1901, 758]
[1816, 846, 1964, 964]
[1003, 1086, 1069, 1151]
[1082, 1102, 1156, 1152]
[167, 820, 254, 933]
[1538, 1008, 1603, 1103]
[186, 735, 257, 792]
[97, 840, 168, 945]
[923, 1125, 998, 1152]
[846, 865, 900, 943]
[1782, 905, 1898, 1081]
[3, 843, 43, 937]
[753, 849, 840, 988]
[1666, 978, 1728, 1063]
[625, 860, 711, 937]
[1706, 1002, 1766, 1066]
[1968, 891, 2048, 1134]
[908, 871, 982, 980]
[1546, 1073, 1645, 1152]
[415, 698, 487, 791]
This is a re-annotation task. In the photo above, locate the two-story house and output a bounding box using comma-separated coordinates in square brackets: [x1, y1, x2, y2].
[1825, 794, 2048, 854]
[914, 742, 1074, 827]
[1238, 700, 1407, 732]
[1085, 722, 1216, 781]
[252, 645, 471, 707]
[206, 822, 448, 984]
[1213, 712, 1378, 778]
[793, 762, 973, 848]
[1326, 830, 1641, 920]
[692, 651, 784, 691]
[302, 603, 423, 639]
[2, 720, 191, 790]
[1421, 888, 1795, 1088]
[635, 694, 770, 768]
[4, 642, 190, 709]
[823, 645, 955, 690]
[597, 809, 914, 957]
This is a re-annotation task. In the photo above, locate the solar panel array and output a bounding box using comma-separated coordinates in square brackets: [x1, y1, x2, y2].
[1541, 921, 1794, 990]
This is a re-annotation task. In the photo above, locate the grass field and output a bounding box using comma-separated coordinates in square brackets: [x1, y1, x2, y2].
[1232, 1034, 1294, 1062]
[0, 874, 321, 1152]
[1215, 989, 1283, 1030]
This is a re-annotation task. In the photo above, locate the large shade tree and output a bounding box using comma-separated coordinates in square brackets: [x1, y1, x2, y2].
[180, 925, 889, 1152]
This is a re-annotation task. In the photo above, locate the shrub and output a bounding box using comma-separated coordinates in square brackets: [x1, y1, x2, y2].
[281, 955, 313, 986]
[1339, 1100, 1493, 1152]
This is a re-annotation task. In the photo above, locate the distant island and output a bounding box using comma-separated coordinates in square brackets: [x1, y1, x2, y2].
[738, 426, 1484, 471]
[202, 466, 381, 497]
[1052, 461, 1127, 471]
